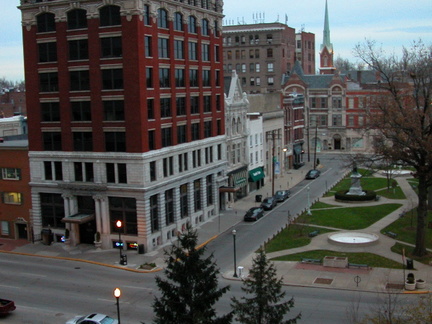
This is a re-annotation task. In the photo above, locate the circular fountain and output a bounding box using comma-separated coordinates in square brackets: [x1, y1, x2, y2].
[328, 232, 379, 246]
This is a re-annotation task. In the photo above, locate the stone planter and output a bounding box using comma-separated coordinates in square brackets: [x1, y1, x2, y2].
[405, 281, 416, 291]
[94, 241, 102, 250]
[416, 279, 426, 289]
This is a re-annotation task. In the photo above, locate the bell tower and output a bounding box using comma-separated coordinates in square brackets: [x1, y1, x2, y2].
[320, 0, 336, 74]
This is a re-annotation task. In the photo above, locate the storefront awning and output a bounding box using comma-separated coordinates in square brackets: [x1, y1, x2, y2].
[219, 186, 240, 193]
[61, 213, 95, 224]
[249, 167, 265, 182]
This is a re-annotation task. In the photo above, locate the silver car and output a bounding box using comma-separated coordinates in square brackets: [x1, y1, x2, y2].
[66, 313, 118, 324]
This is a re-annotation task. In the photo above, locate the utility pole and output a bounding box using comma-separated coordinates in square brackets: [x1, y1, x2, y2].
[272, 130, 276, 196]
[313, 123, 318, 169]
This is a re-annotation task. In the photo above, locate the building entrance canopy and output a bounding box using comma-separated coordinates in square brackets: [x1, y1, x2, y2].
[61, 213, 95, 224]
[249, 167, 265, 182]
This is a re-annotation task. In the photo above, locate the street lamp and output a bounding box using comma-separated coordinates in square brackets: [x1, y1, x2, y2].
[113, 287, 121, 324]
[232, 229, 237, 277]
[116, 220, 123, 264]
[307, 186, 311, 215]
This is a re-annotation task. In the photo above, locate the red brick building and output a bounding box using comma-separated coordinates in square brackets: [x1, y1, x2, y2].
[19, 0, 227, 251]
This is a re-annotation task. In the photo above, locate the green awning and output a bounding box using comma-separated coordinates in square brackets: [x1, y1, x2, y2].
[249, 167, 265, 182]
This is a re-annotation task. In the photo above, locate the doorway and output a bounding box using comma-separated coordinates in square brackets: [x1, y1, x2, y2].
[16, 223, 28, 239]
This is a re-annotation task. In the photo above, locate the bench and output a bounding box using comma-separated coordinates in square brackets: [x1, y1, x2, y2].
[348, 263, 369, 269]
[301, 258, 321, 264]
[308, 230, 319, 237]
[385, 231, 397, 238]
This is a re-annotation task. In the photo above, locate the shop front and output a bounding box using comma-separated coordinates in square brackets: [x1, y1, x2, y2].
[248, 166, 265, 192]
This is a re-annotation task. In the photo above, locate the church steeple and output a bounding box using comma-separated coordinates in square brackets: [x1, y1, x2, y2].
[319, 0, 335, 74]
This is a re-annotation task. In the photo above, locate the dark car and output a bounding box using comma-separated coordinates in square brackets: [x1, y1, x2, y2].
[260, 197, 277, 210]
[244, 207, 265, 222]
[274, 190, 291, 202]
[305, 169, 321, 179]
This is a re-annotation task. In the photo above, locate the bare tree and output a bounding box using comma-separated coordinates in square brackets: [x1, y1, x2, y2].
[354, 39, 432, 257]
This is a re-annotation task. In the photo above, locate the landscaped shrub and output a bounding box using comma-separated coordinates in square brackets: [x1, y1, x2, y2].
[335, 190, 377, 201]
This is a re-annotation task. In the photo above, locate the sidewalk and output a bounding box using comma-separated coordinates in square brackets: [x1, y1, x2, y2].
[2, 161, 431, 293]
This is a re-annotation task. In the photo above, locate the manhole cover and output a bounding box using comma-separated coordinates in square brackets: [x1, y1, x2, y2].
[385, 283, 404, 290]
[314, 278, 333, 285]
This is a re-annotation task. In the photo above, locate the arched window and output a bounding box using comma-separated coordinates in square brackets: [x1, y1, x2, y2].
[37, 13, 56, 33]
[67, 9, 87, 30]
[99, 5, 121, 27]
[188, 16, 197, 33]
[174, 12, 183, 31]
[157, 8, 168, 28]
[201, 19, 209, 36]
[143, 5, 151, 25]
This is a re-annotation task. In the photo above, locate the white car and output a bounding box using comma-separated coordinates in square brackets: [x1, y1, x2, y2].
[66, 313, 118, 324]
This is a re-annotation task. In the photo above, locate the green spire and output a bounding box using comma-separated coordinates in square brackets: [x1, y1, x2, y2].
[321, 0, 333, 53]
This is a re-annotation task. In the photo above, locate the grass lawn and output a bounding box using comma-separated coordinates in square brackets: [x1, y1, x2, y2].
[271, 250, 404, 269]
[296, 203, 402, 230]
[264, 224, 335, 253]
[391, 242, 432, 266]
[310, 201, 337, 209]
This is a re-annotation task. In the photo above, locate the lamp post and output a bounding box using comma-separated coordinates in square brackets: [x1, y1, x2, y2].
[116, 220, 123, 264]
[113, 287, 121, 324]
[232, 229, 237, 277]
[307, 186, 311, 215]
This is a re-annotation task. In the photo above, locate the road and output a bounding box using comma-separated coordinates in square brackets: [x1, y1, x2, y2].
[2, 154, 417, 323]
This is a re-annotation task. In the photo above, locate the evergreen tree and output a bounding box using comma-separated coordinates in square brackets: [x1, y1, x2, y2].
[152, 225, 232, 324]
[231, 249, 301, 324]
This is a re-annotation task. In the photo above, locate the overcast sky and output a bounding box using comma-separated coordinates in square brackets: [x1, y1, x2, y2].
[1, 0, 431, 82]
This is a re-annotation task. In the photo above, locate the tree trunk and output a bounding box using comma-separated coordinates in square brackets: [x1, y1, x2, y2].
[413, 177, 428, 257]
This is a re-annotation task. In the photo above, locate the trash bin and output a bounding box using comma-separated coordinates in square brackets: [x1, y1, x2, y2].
[237, 266, 244, 278]
[255, 195, 262, 202]
[120, 254, 128, 266]
[406, 259, 414, 270]
[138, 244, 145, 254]
[41, 229, 52, 245]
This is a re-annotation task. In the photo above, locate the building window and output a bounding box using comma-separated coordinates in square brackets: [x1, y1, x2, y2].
[190, 96, 199, 114]
[332, 97, 342, 109]
[174, 12, 183, 31]
[71, 101, 91, 121]
[105, 132, 126, 152]
[104, 100, 124, 121]
[99, 5, 121, 27]
[101, 37, 122, 58]
[73, 132, 93, 151]
[174, 40, 184, 59]
[178, 153, 188, 172]
[188, 16, 197, 33]
[201, 44, 210, 61]
[39, 72, 58, 92]
[177, 124, 187, 144]
[201, 19, 209, 36]
[204, 121, 212, 138]
[176, 97, 186, 116]
[144, 36, 152, 57]
[250, 77, 255, 86]
[41, 102, 60, 122]
[43, 132, 62, 151]
[109, 197, 137, 235]
[158, 38, 169, 58]
[256, 77, 261, 86]
[1, 221, 9, 236]
[249, 63, 255, 72]
[37, 13, 55, 33]
[144, 5, 151, 25]
[102, 69, 123, 90]
[160, 97, 171, 118]
[67, 9, 87, 30]
[106, 163, 127, 183]
[74, 162, 94, 182]
[189, 69, 198, 87]
[180, 184, 188, 218]
[38, 42, 57, 62]
[161, 127, 172, 147]
[146, 67, 153, 88]
[194, 179, 201, 212]
[332, 114, 342, 126]
[148, 129, 155, 150]
[165, 189, 175, 225]
[150, 194, 159, 233]
[1, 168, 21, 180]
[157, 8, 168, 28]
[40, 193, 65, 228]
[44, 161, 63, 180]
[191, 123, 200, 141]
[267, 48, 273, 58]
[70, 70, 90, 91]
[147, 98, 154, 119]
[214, 45, 220, 62]
[216, 95, 222, 111]
[175, 69, 185, 87]
[267, 77, 274, 86]
[159, 68, 170, 88]
[202, 70, 210, 86]
[68, 39, 89, 60]
[217, 119, 221, 135]
[203, 96, 211, 113]
[267, 63, 274, 72]
[205, 147, 213, 164]
[206, 174, 213, 205]
[348, 115, 354, 127]
[163, 157, 174, 177]
[188, 42, 198, 60]
[150, 161, 156, 181]
[321, 97, 327, 108]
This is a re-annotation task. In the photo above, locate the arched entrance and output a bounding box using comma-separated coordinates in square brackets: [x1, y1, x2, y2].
[333, 134, 342, 150]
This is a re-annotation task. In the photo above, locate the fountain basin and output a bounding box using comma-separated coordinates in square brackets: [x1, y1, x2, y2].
[328, 232, 379, 246]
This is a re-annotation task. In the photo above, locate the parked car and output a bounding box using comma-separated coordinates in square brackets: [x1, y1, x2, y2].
[305, 169, 321, 179]
[0, 298, 16, 315]
[274, 190, 291, 202]
[260, 197, 277, 210]
[66, 313, 118, 324]
[244, 207, 265, 222]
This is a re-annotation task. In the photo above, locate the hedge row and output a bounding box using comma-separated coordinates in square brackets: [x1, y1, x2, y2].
[335, 190, 377, 201]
